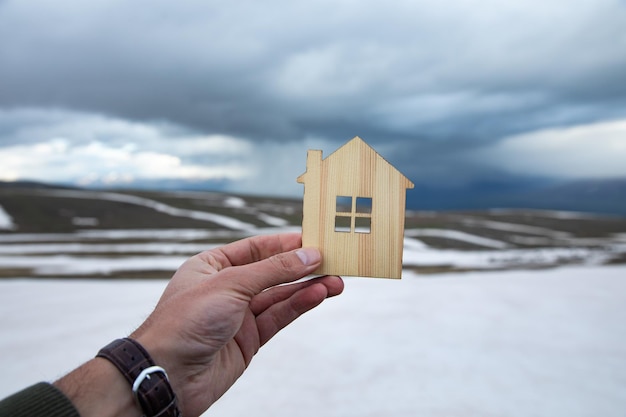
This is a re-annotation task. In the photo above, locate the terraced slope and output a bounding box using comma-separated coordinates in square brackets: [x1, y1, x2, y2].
[1, 186, 625, 278]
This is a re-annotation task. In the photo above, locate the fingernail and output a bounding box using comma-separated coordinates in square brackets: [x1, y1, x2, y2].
[296, 248, 321, 266]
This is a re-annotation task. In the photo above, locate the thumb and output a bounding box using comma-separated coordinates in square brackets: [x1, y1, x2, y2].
[225, 247, 322, 295]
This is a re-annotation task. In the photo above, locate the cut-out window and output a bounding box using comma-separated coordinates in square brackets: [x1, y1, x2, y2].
[334, 216, 351, 233]
[355, 217, 371, 233]
[336, 196, 352, 213]
[356, 197, 372, 214]
[333, 195, 372, 234]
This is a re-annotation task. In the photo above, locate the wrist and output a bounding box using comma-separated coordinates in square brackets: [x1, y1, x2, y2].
[131, 332, 185, 400]
[54, 357, 140, 417]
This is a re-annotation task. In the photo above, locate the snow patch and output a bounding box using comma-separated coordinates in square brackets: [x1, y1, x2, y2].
[613, 233, 626, 243]
[223, 197, 246, 208]
[0, 242, 215, 255]
[402, 246, 614, 270]
[0, 229, 248, 243]
[0, 254, 187, 275]
[255, 202, 296, 215]
[403, 237, 429, 250]
[71, 217, 99, 226]
[256, 213, 289, 227]
[406, 228, 509, 249]
[461, 217, 571, 238]
[0, 227, 302, 243]
[0, 204, 15, 230]
[489, 208, 609, 220]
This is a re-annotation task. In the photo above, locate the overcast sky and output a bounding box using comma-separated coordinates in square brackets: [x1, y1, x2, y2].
[1, 0, 626, 196]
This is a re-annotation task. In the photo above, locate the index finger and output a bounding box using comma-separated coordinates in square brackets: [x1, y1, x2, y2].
[198, 233, 303, 269]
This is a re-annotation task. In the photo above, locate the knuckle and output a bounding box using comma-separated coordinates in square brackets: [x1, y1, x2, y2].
[196, 250, 226, 273]
[268, 252, 298, 275]
[247, 238, 264, 262]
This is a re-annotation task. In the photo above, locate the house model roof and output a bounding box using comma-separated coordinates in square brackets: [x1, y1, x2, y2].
[297, 136, 414, 188]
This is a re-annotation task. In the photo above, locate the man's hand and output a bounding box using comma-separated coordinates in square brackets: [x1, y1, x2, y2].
[131, 233, 343, 416]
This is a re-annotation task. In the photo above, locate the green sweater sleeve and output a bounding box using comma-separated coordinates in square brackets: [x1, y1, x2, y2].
[0, 382, 80, 417]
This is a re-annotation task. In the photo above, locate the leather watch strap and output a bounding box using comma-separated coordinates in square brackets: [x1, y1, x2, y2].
[97, 338, 181, 417]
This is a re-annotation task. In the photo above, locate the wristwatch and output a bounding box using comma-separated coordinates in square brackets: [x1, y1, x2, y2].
[97, 338, 181, 417]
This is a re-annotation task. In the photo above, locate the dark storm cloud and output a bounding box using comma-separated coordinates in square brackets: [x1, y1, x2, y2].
[1, 0, 626, 188]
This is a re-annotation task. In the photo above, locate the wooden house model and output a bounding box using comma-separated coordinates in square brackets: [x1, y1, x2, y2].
[297, 136, 414, 279]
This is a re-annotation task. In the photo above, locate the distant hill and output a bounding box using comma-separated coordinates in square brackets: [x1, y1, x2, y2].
[407, 178, 626, 216]
[2, 177, 625, 217]
[0, 180, 76, 190]
[505, 178, 626, 216]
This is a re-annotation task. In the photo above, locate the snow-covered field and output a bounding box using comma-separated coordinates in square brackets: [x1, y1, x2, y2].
[1, 265, 625, 417]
